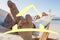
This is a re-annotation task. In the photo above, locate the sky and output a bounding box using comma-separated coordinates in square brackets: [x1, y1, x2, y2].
[0, 0, 60, 17]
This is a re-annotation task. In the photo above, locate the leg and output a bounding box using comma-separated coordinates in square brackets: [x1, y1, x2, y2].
[0, 25, 10, 33]
[3, 0, 20, 29]
[7, 0, 19, 22]
[3, 13, 15, 29]
[39, 23, 50, 40]
[18, 14, 33, 40]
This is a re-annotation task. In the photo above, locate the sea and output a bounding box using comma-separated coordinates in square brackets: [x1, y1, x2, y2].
[51, 17, 60, 24]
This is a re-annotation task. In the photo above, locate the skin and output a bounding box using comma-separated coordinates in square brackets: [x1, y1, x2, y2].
[34, 15, 40, 21]
[4, 0, 20, 29]
[18, 14, 34, 40]
[42, 12, 48, 16]
[7, 0, 19, 23]
[34, 12, 48, 21]
[5, 0, 50, 40]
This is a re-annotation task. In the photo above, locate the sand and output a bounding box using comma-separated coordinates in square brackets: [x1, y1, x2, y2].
[0, 23, 60, 40]
[0, 33, 23, 40]
[48, 23, 60, 40]
[0, 25, 24, 40]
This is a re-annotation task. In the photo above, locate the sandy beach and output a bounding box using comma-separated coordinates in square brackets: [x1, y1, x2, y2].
[48, 23, 60, 40]
[0, 21, 60, 40]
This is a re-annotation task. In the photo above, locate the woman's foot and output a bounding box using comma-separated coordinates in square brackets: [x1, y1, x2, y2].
[18, 14, 33, 40]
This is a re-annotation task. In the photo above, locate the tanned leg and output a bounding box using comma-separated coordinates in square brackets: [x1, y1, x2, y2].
[7, 0, 19, 20]
[3, 0, 20, 29]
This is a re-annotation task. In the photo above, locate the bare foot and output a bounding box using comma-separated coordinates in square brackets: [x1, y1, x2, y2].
[18, 14, 33, 40]
[7, 0, 19, 22]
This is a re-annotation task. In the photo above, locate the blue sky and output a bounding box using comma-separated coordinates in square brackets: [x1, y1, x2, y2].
[0, 0, 60, 17]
